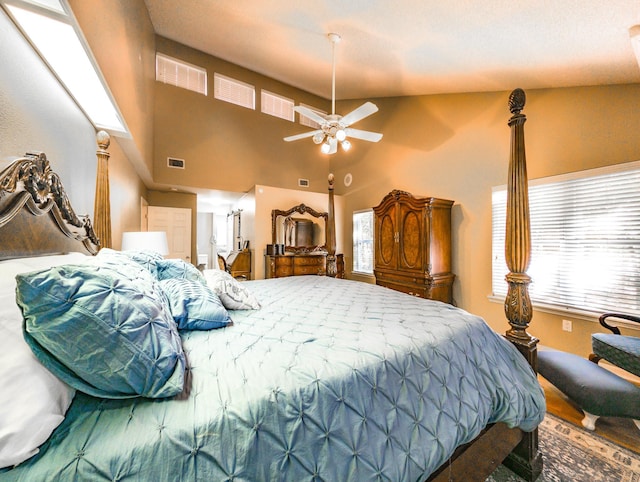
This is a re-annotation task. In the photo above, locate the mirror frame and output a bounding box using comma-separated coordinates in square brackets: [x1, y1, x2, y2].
[271, 204, 328, 254]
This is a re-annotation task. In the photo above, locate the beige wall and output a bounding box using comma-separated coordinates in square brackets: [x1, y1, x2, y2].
[108, 140, 148, 249]
[153, 37, 333, 194]
[69, 0, 157, 185]
[329, 85, 640, 357]
[150, 34, 640, 358]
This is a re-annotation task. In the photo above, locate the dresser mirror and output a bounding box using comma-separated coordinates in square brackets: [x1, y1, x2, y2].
[271, 204, 328, 254]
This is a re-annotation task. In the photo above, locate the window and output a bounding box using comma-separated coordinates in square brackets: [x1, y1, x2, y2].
[492, 161, 640, 316]
[261, 90, 294, 121]
[156, 53, 207, 96]
[214, 73, 255, 109]
[353, 210, 374, 274]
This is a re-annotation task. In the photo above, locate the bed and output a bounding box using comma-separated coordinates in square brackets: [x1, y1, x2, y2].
[0, 89, 544, 481]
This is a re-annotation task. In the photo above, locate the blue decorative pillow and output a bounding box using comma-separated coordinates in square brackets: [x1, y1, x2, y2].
[98, 248, 163, 278]
[160, 278, 232, 331]
[16, 260, 185, 399]
[157, 258, 205, 284]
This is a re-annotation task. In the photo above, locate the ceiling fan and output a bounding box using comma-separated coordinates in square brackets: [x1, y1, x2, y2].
[284, 33, 383, 155]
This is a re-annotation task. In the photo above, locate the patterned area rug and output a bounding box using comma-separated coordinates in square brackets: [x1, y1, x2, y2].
[487, 413, 640, 482]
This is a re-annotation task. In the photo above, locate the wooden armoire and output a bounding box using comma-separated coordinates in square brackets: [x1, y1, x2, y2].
[373, 190, 455, 304]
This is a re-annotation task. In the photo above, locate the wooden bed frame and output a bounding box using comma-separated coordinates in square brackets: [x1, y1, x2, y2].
[0, 89, 541, 481]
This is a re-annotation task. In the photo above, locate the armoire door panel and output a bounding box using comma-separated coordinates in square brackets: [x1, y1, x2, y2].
[376, 209, 398, 267]
[399, 207, 422, 270]
[379, 213, 396, 266]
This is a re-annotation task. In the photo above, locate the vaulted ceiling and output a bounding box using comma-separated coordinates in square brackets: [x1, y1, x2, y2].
[145, 0, 640, 100]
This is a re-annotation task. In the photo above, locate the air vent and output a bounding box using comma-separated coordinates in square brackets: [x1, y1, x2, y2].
[156, 54, 207, 95]
[261, 90, 294, 121]
[167, 157, 185, 169]
[214, 73, 255, 109]
[299, 104, 326, 128]
[298, 178, 309, 188]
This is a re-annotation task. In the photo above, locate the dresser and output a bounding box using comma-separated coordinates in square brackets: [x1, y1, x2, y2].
[265, 253, 344, 279]
[226, 249, 251, 280]
[373, 190, 454, 304]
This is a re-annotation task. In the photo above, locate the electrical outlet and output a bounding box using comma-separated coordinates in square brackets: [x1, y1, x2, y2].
[562, 319, 573, 332]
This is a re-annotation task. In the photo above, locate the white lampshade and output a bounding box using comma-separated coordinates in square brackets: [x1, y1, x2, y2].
[121, 231, 169, 256]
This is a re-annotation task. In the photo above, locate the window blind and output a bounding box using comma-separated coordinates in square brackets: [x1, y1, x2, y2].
[156, 54, 207, 96]
[214, 73, 255, 109]
[261, 90, 294, 121]
[492, 161, 640, 316]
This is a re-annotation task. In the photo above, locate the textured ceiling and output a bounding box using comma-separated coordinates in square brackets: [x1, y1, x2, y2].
[145, 0, 640, 100]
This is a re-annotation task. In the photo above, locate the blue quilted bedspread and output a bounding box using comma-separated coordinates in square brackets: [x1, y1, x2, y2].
[1, 276, 545, 481]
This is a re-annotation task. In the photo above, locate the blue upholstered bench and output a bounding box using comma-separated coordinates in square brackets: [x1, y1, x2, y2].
[590, 313, 640, 378]
[538, 349, 640, 431]
[592, 334, 640, 377]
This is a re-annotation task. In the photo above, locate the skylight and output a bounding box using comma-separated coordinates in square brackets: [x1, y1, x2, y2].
[21, 0, 63, 13]
[2, 0, 128, 135]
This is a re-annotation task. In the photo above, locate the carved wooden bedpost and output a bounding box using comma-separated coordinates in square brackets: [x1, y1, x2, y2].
[326, 173, 337, 277]
[504, 89, 538, 363]
[93, 130, 111, 249]
[502, 89, 543, 482]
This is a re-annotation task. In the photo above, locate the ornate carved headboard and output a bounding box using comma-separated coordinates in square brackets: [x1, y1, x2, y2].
[0, 148, 101, 261]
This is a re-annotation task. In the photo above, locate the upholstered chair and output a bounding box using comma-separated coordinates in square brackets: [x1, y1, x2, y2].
[589, 313, 640, 378]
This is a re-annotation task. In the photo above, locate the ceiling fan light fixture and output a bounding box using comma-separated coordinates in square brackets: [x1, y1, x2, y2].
[327, 32, 341, 44]
[283, 32, 382, 154]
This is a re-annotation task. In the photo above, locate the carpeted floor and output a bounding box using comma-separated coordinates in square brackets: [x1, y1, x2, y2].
[487, 413, 640, 482]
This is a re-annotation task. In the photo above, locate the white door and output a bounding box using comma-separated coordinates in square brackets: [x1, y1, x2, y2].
[148, 206, 192, 263]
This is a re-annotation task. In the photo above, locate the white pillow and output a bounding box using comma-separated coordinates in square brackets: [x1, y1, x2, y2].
[0, 253, 88, 468]
[202, 269, 261, 310]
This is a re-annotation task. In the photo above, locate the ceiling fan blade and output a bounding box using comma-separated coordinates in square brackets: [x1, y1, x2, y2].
[284, 130, 322, 142]
[340, 102, 379, 126]
[293, 106, 328, 126]
[345, 128, 383, 142]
